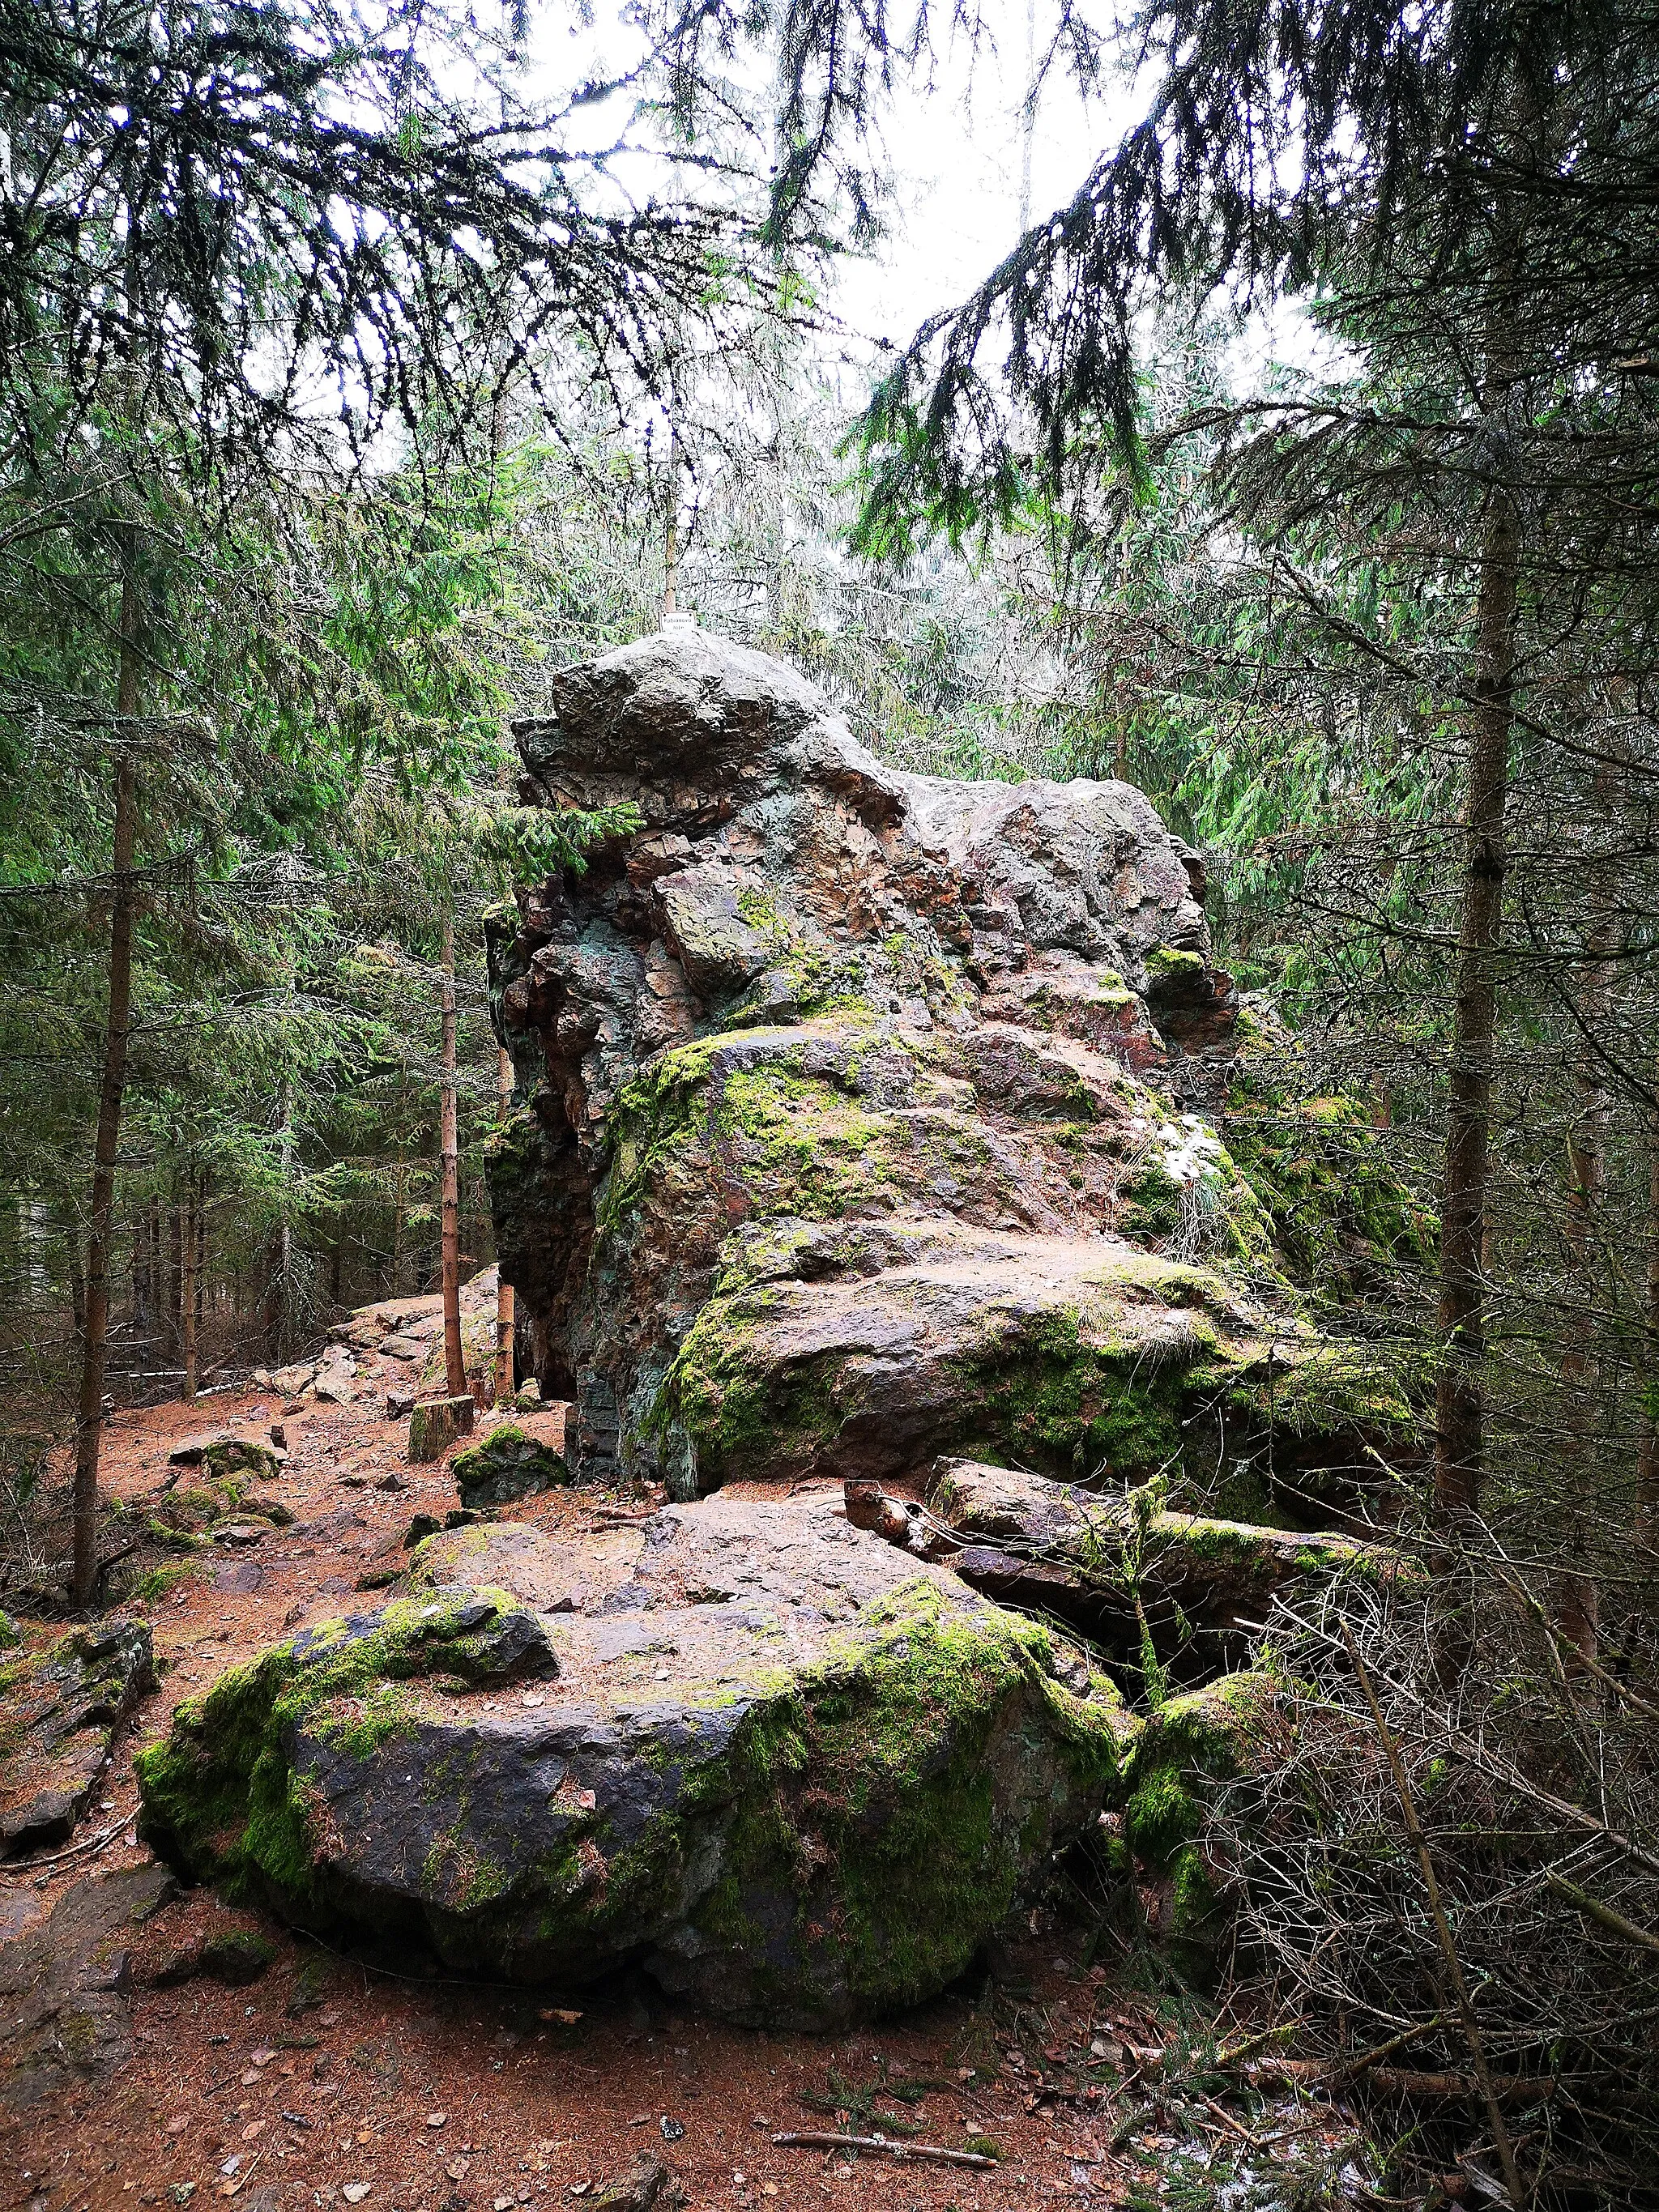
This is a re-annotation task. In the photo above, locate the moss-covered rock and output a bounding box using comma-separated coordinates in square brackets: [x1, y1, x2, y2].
[1120, 1673, 1274, 1956]
[451, 1423, 569, 1507]
[135, 1498, 1132, 2027]
[898, 1460, 1414, 1673]
[648, 1217, 1414, 1499]
[168, 1431, 282, 1482]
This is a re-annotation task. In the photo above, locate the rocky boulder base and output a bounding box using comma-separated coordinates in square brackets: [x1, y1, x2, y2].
[137, 1497, 1130, 2027]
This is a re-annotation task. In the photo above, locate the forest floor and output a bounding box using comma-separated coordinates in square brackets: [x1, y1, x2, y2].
[0, 1328, 1375, 2212]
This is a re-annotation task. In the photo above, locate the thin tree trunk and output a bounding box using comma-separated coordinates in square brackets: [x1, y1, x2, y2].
[1434, 487, 1520, 1524]
[440, 901, 466, 1400]
[71, 576, 142, 1609]
[1637, 1054, 1659, 1543]
[63, 1215, 85, 1346]
[1556, 780, 1618, 1662]
[181, 1175, 198, 1400]
[495, 1044, 515, 1405]
[168, 1188, 183, 1365]
[194, 1168, 207, 1374]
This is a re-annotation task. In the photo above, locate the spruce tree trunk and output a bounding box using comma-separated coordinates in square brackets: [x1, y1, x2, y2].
[71, 577, 142, 1609]
[168, 1189, 183, 1366]
[181, 1175, 198, 1400]
[440, 901, 466, 1400]
[62, 1214, 85, 1347]
[1434, 488, 1519, 1524]
[495, 1044, 515, 1404]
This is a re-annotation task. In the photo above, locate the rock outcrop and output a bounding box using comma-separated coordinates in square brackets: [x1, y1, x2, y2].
[0, 1622, 154, 1855]
[488, 623, 1414, 1500]
[137, 1496, 1128, 2027]
[140, 624, 1425, 2018]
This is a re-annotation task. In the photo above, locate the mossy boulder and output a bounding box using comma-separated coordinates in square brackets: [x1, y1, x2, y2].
[1120, 1673, 1274, 1956]
[651, 1217, 1416, 1500]
[168, 1431, 282, 1482]
[135, 1498, 1131, 2027]
[451, 1423, 570, 1507]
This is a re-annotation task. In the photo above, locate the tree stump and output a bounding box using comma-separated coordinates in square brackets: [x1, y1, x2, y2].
[408, 1396, 475, 1463]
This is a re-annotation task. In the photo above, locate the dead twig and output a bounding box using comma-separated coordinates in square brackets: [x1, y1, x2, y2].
[770, 2133, 996, 2170]
[1545, 1872, 1659, 1958]
[1341, 1623, 1529, 2210]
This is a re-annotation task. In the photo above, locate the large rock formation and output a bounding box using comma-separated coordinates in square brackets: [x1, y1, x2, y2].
[488, 622, 1414, 1500]
[137, 1496, 1128, 2027]
[139, 624, 1425, 2018]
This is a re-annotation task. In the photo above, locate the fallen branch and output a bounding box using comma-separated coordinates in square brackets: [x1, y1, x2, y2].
[0, 1820, 126, 1880]
[1240, 2057, 1554, 2103]
[770, 2133, 996, 2170]
[1215, 2022, 1295, 2068]
[1338, 2017, 1442, 2078]
[1546, 1872, 1659, 1958]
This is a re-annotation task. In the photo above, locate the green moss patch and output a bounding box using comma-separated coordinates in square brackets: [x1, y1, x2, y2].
[135, 1588, 555, 1902]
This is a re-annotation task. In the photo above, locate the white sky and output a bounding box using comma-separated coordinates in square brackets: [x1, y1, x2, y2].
[825, 6, 1124, 354]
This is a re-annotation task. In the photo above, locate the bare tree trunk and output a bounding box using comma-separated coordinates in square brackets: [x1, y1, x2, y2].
[168, 1188, 183, 1366]
[1434, 487, 1519, 1525]
[194, 1168, 207, 1375]
[181, 1175, 198, 1400]
[71, 576, 142, 1609]
[1556, 774, 1618, 1662]
[62, 1216, 85, 1346]
[1637, 1055, 1659, 1544]
[440, 901, 466, 1400]
[495, 1045, 515, 1405]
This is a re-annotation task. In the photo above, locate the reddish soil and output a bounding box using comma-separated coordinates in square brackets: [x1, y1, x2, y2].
[0, 1377, 1221, 2212]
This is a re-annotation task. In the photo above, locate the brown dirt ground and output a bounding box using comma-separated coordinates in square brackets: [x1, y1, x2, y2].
[0, 1376, 1287, 2212]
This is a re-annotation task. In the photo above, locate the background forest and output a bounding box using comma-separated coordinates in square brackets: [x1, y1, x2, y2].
[5, 0, 1659, 2197]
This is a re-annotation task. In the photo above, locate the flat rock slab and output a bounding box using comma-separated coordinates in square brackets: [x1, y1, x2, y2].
[136, 1497, 1132, 2028]
[0, 1622, 155, 1855]
[0, 1862, 175, 2108]
[902, 1459, 1410, 1661]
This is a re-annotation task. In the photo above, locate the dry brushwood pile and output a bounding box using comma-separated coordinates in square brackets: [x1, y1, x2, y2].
[2, 628, 1656, 2211]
